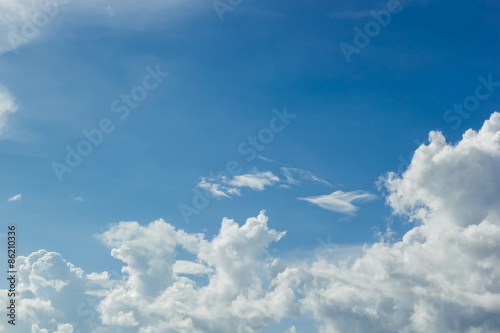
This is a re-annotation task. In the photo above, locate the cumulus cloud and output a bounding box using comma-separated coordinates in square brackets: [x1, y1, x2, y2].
[3, 112, 500, 332]
[2, 211, 296, 332]
[301, 112, 500, 332]
[299, 190, 377, 215]
[31, 323, 75, 333]
[0, 85, 18, 136]
[7, 193, 22, 202]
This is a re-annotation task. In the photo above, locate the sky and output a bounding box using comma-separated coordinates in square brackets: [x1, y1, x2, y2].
[0, 0, 499, 332]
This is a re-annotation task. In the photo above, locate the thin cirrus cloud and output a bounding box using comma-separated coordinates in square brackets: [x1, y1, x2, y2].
[0, 0, 63, 54]
[229, 171, 280, 191]
[299, 190, 377, 215]
[256, 156, 332, 187]
[0, 0, 200, 54]
[3, 112, 500, 332]
[197, 166, 333, 199]
[281, 167, 332, 186]
[7, 193, 22, 202]
[197, 170, 281, 198]
[0, 85, 18, 136]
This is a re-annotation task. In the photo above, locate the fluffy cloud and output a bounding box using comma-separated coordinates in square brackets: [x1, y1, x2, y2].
[93, 211, 297, 332]
[300, 112, 500, 332]
[3, 212, 297, 332]
[0, 249, 113, 332]
[298, 190, 377, 214]
[0, 85, 18, 136]
[3, 112, 500, 332]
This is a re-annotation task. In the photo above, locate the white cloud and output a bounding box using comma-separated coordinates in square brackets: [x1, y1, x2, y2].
[301, 112, 500, 332]
[197, 166, 332, 200]
[2, 212, 298, 332]
[75, 197, 84, 202]
[8, 193, 22, 202]
[0, 85, 18, 136]
[2, 112, 500, 332]
[257, 155, 278, 163]
[0, 0, 60, 53]
[197, 170, 279, 198]
[172, 260, 213, 276]
[197, 179, 231, 198]
[94, 211, 295, 332]
[380, 112, 500, 228]
[299, 190, 376, 214]
[32, 323, 75, 333]
[229, 171, 280, 190]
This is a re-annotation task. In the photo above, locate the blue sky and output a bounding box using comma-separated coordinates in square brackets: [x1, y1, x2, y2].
[1, 0, 499, 332]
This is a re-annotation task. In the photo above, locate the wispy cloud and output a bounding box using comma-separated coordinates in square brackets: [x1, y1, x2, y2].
[257, 156, 332, 187]
[0, 85, 18, 136]
[197, 164, 334, 200]
[7, 193, 21, 202]
[198, 179, 232, 198]
[0, 0, 191, 54]
[229, 171, 279, 191]
[299, 190, 376, 215]
[198, 170, 279, 198]
[257, 155, 278, 163]
[281, 167, 332, 186]
[75, 197, 84, 202]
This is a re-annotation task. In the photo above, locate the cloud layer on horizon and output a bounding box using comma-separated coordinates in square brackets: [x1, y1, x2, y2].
[2, 112, 500, 332]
